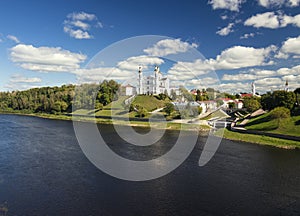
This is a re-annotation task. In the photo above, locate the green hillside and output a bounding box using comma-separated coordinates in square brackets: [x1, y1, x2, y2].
[131, 95, 169, 111]
[245, 113, 300, 137]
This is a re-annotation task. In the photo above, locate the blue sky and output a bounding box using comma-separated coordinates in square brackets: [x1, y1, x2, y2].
[0, 0, 299, 94]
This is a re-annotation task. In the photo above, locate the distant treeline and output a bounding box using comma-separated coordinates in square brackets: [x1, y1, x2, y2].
[0, 80, 120, 114]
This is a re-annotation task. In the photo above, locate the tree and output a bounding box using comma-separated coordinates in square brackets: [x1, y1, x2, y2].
[294, 88, 300, 106]
[170, 89, 177, 100]
[136, 106, 147, 118]
[179, 86, 194, 101]
[216, 99, 224, 107]
[261, 90, 296, 110]
[243, 97, 261, 112]
[270, 107, 290, 120]
[164, 102, 175, 116]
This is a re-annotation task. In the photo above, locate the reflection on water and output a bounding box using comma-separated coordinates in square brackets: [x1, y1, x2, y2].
[0, 114, 300, 215]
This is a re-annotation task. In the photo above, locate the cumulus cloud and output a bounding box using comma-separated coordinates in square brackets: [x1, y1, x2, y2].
[74, 55, 165, 83]
[216, 23, 235, 36]
[212, 45, 276, 69]
[7, 35, 20, 43]
[208, 0, 244, 11]
[117, 55, 164, 71]
[10, 44, 86, 72]
[276, 35, 300, 58]
[219, 64, 300, 93]
[167, 45, 276, 83]
[216, 82, 251, 93]
[257, 0, 300, 8]
[74, 67, 135, 83]
[143, 38, 198, 57]
[223, 64, 300, 81]
[64, 11, 103, 39]
[245, 12, 300, 29]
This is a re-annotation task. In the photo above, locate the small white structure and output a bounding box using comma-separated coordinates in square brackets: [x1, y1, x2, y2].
[197, 100, 218, 113]
[252, 82, 256, 96]
[138, 66, 170, 95]
[121, 84, 136, 96]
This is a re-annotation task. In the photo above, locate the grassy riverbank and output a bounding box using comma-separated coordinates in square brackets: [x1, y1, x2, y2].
[215, 128, 300, 149]
[0, 110, 211, 132]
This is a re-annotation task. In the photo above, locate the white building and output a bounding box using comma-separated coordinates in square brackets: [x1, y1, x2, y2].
[138, 66, 170, 95]
[121, 84, 136, 96]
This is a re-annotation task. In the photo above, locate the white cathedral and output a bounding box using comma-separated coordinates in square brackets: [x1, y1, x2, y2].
[137, 66, 170, 95]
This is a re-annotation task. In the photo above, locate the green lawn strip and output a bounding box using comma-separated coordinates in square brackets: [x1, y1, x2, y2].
[215, 128, 300, 149]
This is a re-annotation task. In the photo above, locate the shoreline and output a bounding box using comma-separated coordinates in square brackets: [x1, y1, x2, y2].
[214, 128, 300, 150]
[0, 111, 211, 133]
[1, 111, 299, 150]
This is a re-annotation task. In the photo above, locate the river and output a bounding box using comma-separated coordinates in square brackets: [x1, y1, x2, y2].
[0, 114, 299, 215]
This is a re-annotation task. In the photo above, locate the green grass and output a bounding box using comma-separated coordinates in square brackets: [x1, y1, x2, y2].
[200, 109, 229, 120]
[245, 113, 300, 137]
[215, 128, 300, 149]
[132, 95, 168, 111]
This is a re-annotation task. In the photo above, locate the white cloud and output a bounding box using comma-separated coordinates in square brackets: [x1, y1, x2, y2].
[240, 33, 255, 39]
[74, 55, 165, 84]
[74, 67, 135, 83]
[216, 23, 234, 36]
[223, 64, 300, 81]
[208, 0, 244, 11]
[168, 59, 214, 81]
[255, 77, 283, 85]
[117, 55, 164, 71]
[167, 45, 276, 83]
[64, 11, 103, 39]
[64, 27, 92, 39]
[219, 64, 300, 93]
[257, 0, 300, 7]
[276, 35, 300, 59]
[216, 82, 251, 93]
[67, 12, 97, 21]
[212, 45, 276, 70]
[10, 44, 86, 72]
[4, 74, 42, 90]
[222, 69, 276, 81]
[7, 35, 20, 43]
[143, 39, 198, 57]
[245, 12, 300, 29]
[9, 74, 42, 83]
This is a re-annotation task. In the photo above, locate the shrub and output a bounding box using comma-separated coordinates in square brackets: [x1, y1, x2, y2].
[269, 107, 290, 120]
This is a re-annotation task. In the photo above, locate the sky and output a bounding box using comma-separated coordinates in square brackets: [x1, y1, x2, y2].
[0, 0, 300, 94]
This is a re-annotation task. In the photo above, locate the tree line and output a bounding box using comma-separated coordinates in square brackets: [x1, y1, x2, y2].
[243, 89, 300, 116]
[0, 80, 120, 114]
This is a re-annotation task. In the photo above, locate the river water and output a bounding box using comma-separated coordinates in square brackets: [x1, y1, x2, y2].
[0, 114, 300, 215]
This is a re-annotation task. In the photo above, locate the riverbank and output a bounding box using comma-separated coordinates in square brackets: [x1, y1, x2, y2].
[2, 111, 299, 149]
[0, 111, 211, 132]
[215, 128, 300, 150]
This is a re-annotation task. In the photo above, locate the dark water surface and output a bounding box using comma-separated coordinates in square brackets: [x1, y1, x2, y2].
[0, 114, 300, 215]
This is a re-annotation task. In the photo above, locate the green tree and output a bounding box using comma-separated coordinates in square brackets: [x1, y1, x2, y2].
[164, 102, 175, 116]
[294, 88, 300, 106]
[270, 107, 291, 120]
[261, 90, 296, 110]
[243, 97, 261, 112]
